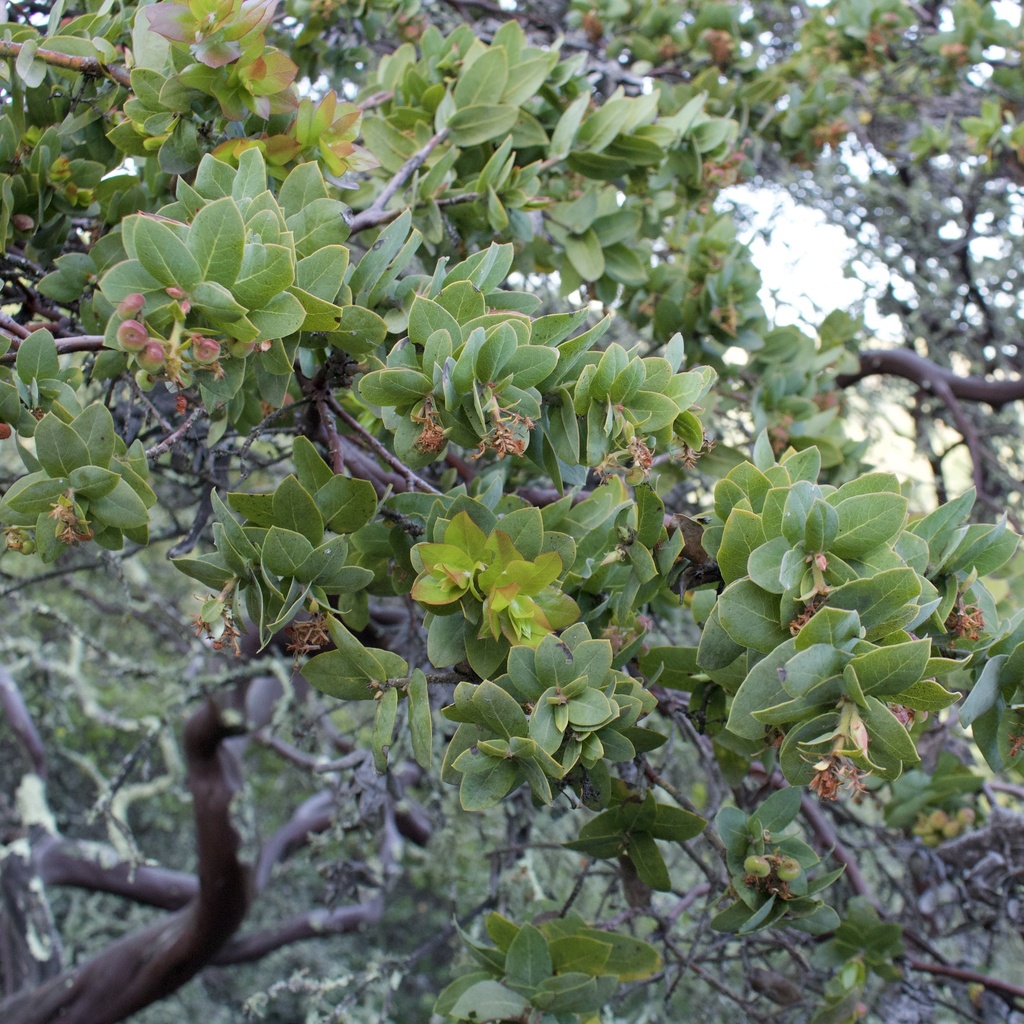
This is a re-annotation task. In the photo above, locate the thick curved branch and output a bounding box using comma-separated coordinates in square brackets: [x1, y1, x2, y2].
[0, 41, 131, 88]
[255, 791, 334, 892]
[836, 348, 1024, 409]
[0, 701, 250, 1024]
[35, 837, 198, 911]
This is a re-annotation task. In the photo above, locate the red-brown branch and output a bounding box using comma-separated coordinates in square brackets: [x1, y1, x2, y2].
[0, 701, 250, 1024]
[906, 957, 1024, 1006]
[836, 348, 1024, 410]
[35, 837, 199, 910]
[0, 668, 47, 778]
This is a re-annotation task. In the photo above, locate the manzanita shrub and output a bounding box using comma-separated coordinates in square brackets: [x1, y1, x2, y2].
[2, 0, 1023, 1021]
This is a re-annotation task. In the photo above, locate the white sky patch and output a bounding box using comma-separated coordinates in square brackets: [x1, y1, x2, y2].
[722, 185, 862, 328]
[720, 183, 910, 343]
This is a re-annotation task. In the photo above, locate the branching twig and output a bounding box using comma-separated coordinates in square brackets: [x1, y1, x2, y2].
[348, 128, 449, 234]
[144, 405, 206, 460]
[328, 396, 441, 494]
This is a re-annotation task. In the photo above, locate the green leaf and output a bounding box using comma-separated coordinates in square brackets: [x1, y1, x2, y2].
[696, 604, 745, 670]
[564, 229, 605, 282]
[315, 476, 377, 534]
[279, 161, 330, 219]
[187, 196, 245, 287]
[473, 680, 529, 739]
[71, 404, 117, 468]
[827, 569, 922, 638]
[292, 435, 334, 492]
[717, 509, 765, 584]
[16, 330, 60, 384]
[504, 923, 552, 989]
[860, 696, 920, 777]
[303, 648, 377, 700]
[272, 476, 324, 546]
[627, 832, 672, 890]
[89, 478, 151, 529]
[909, 487, 974, 561]
[34, 413, 91, 477]
[359, 368, 433, 407]
[804, 498, 839, 553]
[131, 215, 203, 288]
[649, 803, 706, 842]
[372, 686, 398, 772]
[69, 466, 119, 500]
[458, 754, 518, 810]
[793, 606, 862, 650]
[261, 526, 315, 578]
[249, 291, 306, 341]
[331, 305, 389, 354]
[959, 654, 1006, 728]
[16, 38, 47, 88]
[750, 786, 802, 834]
[726, 639, 795, 740]
[448, 104, 520, 146]
[576, 927, 661, 981]
[454, 47, 509, 108]
[891, 678, 959, 712]
[233, 243, 295, 309]
[548, 937, 612, 977]
[295, 245, 348, 302]
[448, 980, 529, 1022]
[171, 554, 235, 590]
[830, 493, 907, 559]
[718, 580, 789, 654]
[848, 639, 930, 698]
[408, 669, 433, 769]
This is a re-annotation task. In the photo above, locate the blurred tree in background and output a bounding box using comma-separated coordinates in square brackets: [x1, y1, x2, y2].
[2, 0, 1024, 1022]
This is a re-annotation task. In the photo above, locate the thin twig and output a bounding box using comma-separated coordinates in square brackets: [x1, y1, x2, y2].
[799, 795, 876, 905]
[315, 394, 345, 474]
[144, 405, 206, 459]
[906, 957, 1024, 1006]
[328, 396, 441, 494]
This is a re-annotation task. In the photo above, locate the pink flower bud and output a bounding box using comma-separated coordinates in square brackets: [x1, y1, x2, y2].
[116, 319, 149, 351]
[117, 294, 146, 317]
[165, 286, 186, 299]
[136, 340, 166, 373]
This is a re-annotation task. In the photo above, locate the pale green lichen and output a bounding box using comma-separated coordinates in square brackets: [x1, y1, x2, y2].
[16, 774, 57, 833]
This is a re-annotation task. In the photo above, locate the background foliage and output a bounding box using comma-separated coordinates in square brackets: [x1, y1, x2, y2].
[2, 0, 1024, 1022]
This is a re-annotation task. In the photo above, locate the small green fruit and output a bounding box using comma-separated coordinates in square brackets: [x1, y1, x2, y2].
[744, 855, 771, 878]
[775, 857, 802, 882]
